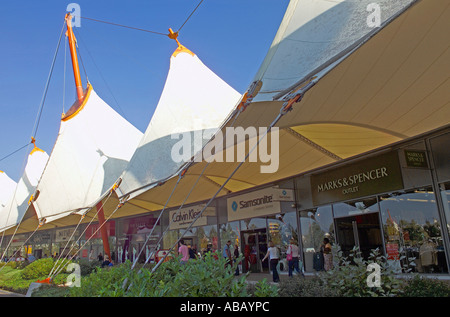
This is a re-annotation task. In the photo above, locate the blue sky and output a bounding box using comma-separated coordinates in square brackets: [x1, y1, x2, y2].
[0, 0, 289, 181]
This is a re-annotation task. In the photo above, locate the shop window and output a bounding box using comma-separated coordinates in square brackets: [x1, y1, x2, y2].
[333, 198, 383, 260]
[181, 225, 219, 258]
[440, 182, 450, 239]
[333, 197, 378, 218]
[267, 212, 298, 273]
[300, 205, 334, 272]
[379, 187, 448, 273]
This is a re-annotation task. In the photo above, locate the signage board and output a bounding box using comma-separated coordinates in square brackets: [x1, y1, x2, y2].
[404, 150, 428, 168]
[85, 220, 116, 240]
[310, 151, 403, 206]
[55, 228, 77, 242]
[169, 204, 215, 230]
[227, 187, 294, 222]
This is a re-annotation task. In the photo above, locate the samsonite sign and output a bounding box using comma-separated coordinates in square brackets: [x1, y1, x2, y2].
[227, 187, 294, 222]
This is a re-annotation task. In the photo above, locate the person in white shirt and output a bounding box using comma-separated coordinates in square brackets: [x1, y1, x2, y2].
[262, 241, 280, 283]
[287, 238, 303, 277]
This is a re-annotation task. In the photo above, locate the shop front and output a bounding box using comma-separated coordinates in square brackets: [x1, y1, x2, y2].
[81, 221, 116, 262]
[223, 185, 297, 275]
[166, 203, 218, 258]
[297, 132, 450, 275]
[117, 215, 159, 264]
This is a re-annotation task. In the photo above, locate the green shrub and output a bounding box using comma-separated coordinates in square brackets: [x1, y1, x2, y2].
[319, 246, 405, 297]
[400, 275, 450, 297]
[74, 259, 100, 276]
[278, 275, 339, 297]
[31, 284, 71, 297]
[20, 258, 56, 280]
[1, 261, 19, 270]
[70, 252, 251, 297]
[250, 278, 279, 297]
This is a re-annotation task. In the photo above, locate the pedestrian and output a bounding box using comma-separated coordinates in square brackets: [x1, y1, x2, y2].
[322, 238, 333, 271]
[27, 254, 36, 263]
[223, 240, 232, 267]
[234, 242, 240, 276]
[262, 241, 280, 283]
[287, 238, 303, 277]
[178, 239, 189, 265]
[101, 254, 112, 268]
[188, 244, 197, 259]
[15, 253, 25, 262]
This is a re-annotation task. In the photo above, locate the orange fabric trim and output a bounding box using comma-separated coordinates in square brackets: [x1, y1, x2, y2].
[61, 84, 93, 122]
[172, 44, 195, 58]
[30, 147, 44, 156]
[37, 277, 52, 284]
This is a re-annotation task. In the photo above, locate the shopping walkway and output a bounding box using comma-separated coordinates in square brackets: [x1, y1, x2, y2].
[0, 289, 24, 297]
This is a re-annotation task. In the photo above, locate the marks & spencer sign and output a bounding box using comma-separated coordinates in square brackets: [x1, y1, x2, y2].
[310, 151, 403, 205]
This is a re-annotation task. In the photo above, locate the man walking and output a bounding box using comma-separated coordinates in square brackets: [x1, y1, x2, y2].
[223, 240, 232, 267]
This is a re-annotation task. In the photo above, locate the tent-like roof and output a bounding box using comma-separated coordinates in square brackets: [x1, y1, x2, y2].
[116, 44, 242, 199]
[0, 171, 16, 210]
[101, 0, 449, 220]
[14, 84, 143, 233]
[0, 147, 48, 234]
[7, 0, 449, 232]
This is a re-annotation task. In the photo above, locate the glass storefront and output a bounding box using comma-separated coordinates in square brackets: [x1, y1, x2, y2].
[117, 215, 159, 264]
[300, 205, 334, 272]
[440, 182, 450, 239]
[334, 198, 383, 260]
[379, 187, 448, 273]
[239, 217, 268, 273]
[180, 224, 219, 257]
[300, 188, 449, 274]
[2, 130, 450, 279]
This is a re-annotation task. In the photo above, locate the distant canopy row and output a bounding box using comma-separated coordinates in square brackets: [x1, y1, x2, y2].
[1, 0, 449, 237]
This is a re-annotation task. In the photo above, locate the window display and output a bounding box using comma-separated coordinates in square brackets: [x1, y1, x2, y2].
[379, 187, 448, 273]
[440, 182, 450, 238]
[300, 205, 334, 272]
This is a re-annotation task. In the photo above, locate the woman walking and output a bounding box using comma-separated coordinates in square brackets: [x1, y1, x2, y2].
[262, 241, 280, 283]
[287, 238, 303, 277]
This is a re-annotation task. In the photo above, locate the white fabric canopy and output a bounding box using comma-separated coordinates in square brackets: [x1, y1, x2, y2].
[6, 0, 449, 232]
[117, 44, 242, 199]
[0, 148, 48, 233]
[253, 0, 415, 102]
[32, 84, 143, 224]
[108, 0, 449, 221]
[0, 171, 16, 210]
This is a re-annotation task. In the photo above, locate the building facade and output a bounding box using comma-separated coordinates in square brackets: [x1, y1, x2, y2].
[2, 126, 449, 277]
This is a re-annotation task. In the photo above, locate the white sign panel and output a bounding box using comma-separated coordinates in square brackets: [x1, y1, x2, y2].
[169, 204, 215, 230]
[55, 228, 76, 242]
[227, 187, 294, 222]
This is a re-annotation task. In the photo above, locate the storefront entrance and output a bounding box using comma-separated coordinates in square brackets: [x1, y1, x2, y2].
[241, 229, 268, 273]
[335, 212, 384, 260]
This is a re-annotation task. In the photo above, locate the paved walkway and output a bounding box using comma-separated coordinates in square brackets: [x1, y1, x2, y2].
[0, 289, 25, 297]
[242, 271, 309, 284]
